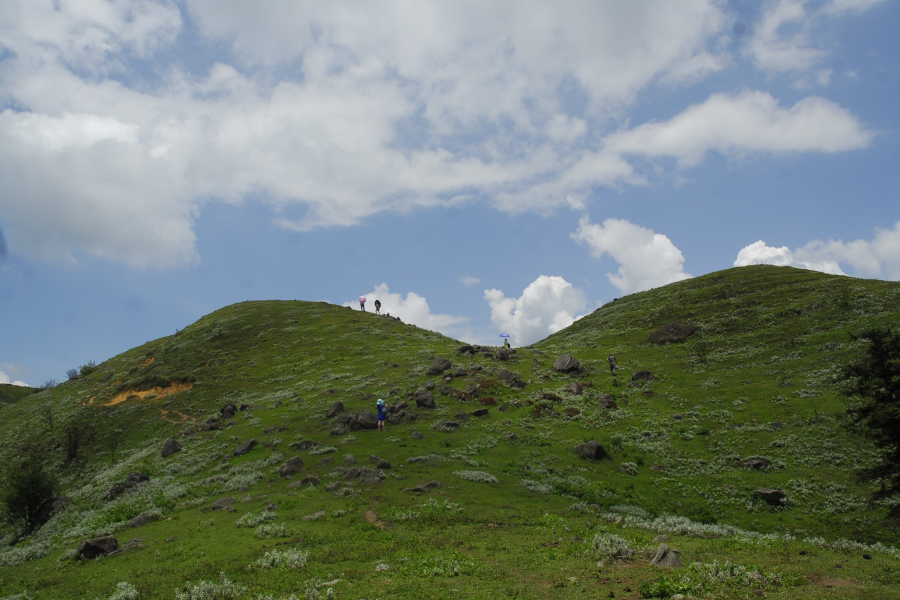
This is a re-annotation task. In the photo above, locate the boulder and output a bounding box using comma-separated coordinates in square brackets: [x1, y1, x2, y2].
[553, 354, 581, 373]
[436, 420, 460, 430]
[632, 370, 655, 382]
[161, 438, 181, 458]
[376, 459, 391, 469]
[124, 472, 150, 488]
[211, 497, 235, 510]
[652, 535, 671, 542]
[502, 432, 517, 440]
[457, 345, 475, 354]
[411, 432, 426, 440]
[471, 408, 489, 417]
[742, 458, 770, 471]
[78, 536, 119, 559]
[291, 440, 318, 451]
[344, 455, 357, 465]
[34, 496, 70, 526]
[278, 456, 305, 477]
[129, 512, 158, 528]
[574, 441, 607, 461]
[427, 357, 452, 376]
[330, 424, 347, 436]
[598, 394, 617, 409]
[671, 413, 683, 421]
[453, 412, 471, 422]
[650, 544, 683, 568]
[299, 474, 320, 486]
[335, 413, 353, 425]
[564, 407, 581, 417]
[756, 488, 786, 506]
[359, 467, 385, 484]
[416, 394, 436, 409]
[567, 382, 584, 395]
[233, 439, 258, 456]
[350, 410, 379, 430]
[498, 369, 525, 389]
[496, 349, 510, 361]
[343, 467, 361, 480]
[424, 380, 435, 390]
[326, 401, 345, 419]
[103, 483, 125, 502]
[220, 404, 237, 420]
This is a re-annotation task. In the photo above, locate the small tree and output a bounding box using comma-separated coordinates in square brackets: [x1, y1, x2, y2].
[42, 404, 55, 432]
[43, 379, 57, 389]
[106, 429, 123, 464]
[842, 328, 900, 509]
[66, 368, 79, 381]
[1, 445, 58, 533]
[65, 422, 81, 462]
[79, 361, 97, 377]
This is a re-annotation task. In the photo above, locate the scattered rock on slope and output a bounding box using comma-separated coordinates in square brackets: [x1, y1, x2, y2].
[278, 456, 305, 477]
[326, 401, 344, 418]
[756, 488, 786, 506]
[574, 441, 607, 460]
[161, 438, 181, 458]
[78, 536, 119, 559]
[650, 544, 683, 568]
[553, 354, 580, 373]
[233, 439, 258, 456]
[632, 370, 654, 381]
[427, 357, 452, 376]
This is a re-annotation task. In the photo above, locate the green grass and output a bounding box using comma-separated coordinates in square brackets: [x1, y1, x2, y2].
[0, 383, 38, 407]
[1, 265, 899, 599]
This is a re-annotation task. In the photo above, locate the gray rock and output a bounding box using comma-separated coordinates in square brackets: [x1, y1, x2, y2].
[457, 345, 475, 354]
[278, 456, 305, 477]
[502, 432, 517, 440]
[220, 404, 237, 420]
[471, 408, 489, 417]
[359, 467, 385, 484]
[553, 354, 581, 373]
[350, 410, 379, 430]
[411, 432, 426, 440]
[453, 412, 471, 421]
[756, 488, 786, 506]
[232, 439, 258, 456]
[416, 394, 436, 409]
[405, 485, 428, 493]
[326, 401, 345, 419]
[498, 369, 525, 389]
[671, 413, 683, 421]
[427, 357, 452, 376]
[103, 484, 125, 502]
[742, 458, 770, 470]
[344, 455, 357, 465]
[598, 394, 617, 409]
[574, 441, 607, 461]
[451, 367, 467, 377]
[424, 480, 442, 488]
[652, 535, 671, 542]
[343, 467, 361, 480]
[211, 497, 235, 510]
[567, 382, 584, 395]
[291, 440, 318, 451]
[376, 459, 391, 469]
[78, 536, 119, 559]
[424, 380, 435, 390]
[299, 474, 320, 486]
[496, 349, 510, 361]
[632, 370, 655, 381]
[161, 438, 181, 458]
[129, 512, 157, 528]
[124, 472, 150, 488]
[335, 413, 353, 425]
[375, 563, 390, 571]
[650, 544, 682, 568]
[330, 424, 347, 436]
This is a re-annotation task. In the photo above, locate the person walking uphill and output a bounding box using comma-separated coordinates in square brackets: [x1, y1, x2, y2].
[359, 296, 367, 311]
[607, 355, 618, 375]
[374, 299, 381, 314]
[376, 399, 386, 431]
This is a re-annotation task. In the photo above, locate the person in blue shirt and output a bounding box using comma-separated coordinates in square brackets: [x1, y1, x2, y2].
[376, 399, 386, 431]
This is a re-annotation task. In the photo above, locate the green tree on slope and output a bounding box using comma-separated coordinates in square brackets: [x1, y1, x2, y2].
[843, 328, 900, 509]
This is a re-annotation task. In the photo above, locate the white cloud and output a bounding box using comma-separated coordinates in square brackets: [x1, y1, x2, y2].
[603, 91, 873, 167]
[733, 240, 846, 274]
[572, 216, 692, 295]
[459, 275, 481, 287]
[0, 1, 876, 268]
[344, 283, 469, 335]
[734, 221, 900, 279]
[484, 275, 588, 346]
[0, 370, 29, 387]
[744, 0, 888, 78]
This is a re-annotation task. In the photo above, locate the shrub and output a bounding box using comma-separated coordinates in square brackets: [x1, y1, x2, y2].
[255, 522, 287, 539]
[453, 470, 497, 484]
[106, 582, 139, 600]
[79, 361, 98, 377]
[236, 510, 275, 528]
[174, 573, 246, 600]
[0, 446, 58, 532]
[309, 446, 337, 455]
[638, 575, 694, 598]
[520, 479, 552, 494]
[252, 547, 309, 569]
[593, 532, 634, 559]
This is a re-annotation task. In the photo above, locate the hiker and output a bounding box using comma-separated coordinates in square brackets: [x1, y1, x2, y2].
[503, 338, 511, 349]
[359, 296, 367, 311]
[374, 299, 381, 314]
[607, 355, 618, 375]
[376, 399, 386, 431]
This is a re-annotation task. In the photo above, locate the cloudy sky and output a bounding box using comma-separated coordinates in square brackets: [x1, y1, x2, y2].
[1, 0, 898, 386]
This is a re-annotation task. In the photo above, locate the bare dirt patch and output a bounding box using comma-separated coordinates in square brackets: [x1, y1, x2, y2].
[810, 576, 860, 588]
[141, 356, 155, 366]
[364, 510, 385, 529]
[104, 382, 193, 406]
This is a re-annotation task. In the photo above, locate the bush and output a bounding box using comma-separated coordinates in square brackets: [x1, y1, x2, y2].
[453, 470, 497, 484]
[252, 547, 309, 569]
[174, 573, 246, 600]
[79, 361, 98, 377]
[639, 575, 694, 598]
[0, 446, 58, 532]
[593, 532, 634, 559]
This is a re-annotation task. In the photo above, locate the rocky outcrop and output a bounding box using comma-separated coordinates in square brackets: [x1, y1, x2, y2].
[574, 441, 607, 461]
[78, 536, 119, 559]
[427, 357, 452, 376]
[161, 438, 181, 458]
[232, 439, 258, 456]
[326, 401, 345, 419]
[650, 544, 683, 568]
[553, 354, 581, 373]
[278, 456, 305, 477]
[632, 370, 655, 381]
[756, 488, 786, 506]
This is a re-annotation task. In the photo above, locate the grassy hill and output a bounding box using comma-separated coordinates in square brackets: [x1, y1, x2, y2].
[0, 383, 38, 407]
[1, 265, 899, 600]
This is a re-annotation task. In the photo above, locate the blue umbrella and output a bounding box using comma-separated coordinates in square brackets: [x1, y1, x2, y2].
[499, 333, 510, 338]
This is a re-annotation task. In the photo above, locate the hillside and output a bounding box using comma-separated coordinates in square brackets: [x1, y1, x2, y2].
[1, 266, 899, 600]
[0, 383, 37, 407]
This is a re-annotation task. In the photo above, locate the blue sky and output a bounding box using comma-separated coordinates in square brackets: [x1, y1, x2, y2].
[1, 0, 898, 387]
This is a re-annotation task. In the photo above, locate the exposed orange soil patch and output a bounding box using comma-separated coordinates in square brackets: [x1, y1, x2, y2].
[104, 381, 193, 406]
[157, 408, 195, 424]
[364, 510, 385, 529]
[141, 356, 155, 366]
[811, 576, 860, 588]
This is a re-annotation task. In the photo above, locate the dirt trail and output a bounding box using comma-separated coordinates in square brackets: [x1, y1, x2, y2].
[104, 382, 193, 406]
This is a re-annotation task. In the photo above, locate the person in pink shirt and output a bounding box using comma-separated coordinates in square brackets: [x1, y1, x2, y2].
[359, 296, 367, 311]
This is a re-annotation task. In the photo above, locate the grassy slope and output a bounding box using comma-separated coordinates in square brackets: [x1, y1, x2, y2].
[0, 266, 899, 600]
[0, 383, 38, 407]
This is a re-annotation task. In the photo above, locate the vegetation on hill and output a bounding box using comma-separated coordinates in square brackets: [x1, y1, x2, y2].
[0, 265, 899, 599]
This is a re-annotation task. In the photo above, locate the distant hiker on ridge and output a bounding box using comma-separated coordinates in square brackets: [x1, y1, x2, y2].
[607, 355, 618, 375]
[376, 399, 386, 431]
[359, 296, 367, 311]
[503, 338, 511, 349]
[374, 299, 381, 314]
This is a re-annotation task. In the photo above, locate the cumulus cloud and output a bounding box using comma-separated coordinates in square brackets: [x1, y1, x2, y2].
[344, 283, 469, 335]
[0, 370, 28, 387]
[572, 216, 692, 295]
[0, 1, 877, 268]
[603, 91, 873, 167]
[484, 275, 588, 346]
[459, 275, 481, 287]
[735, 221, 900, 280]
